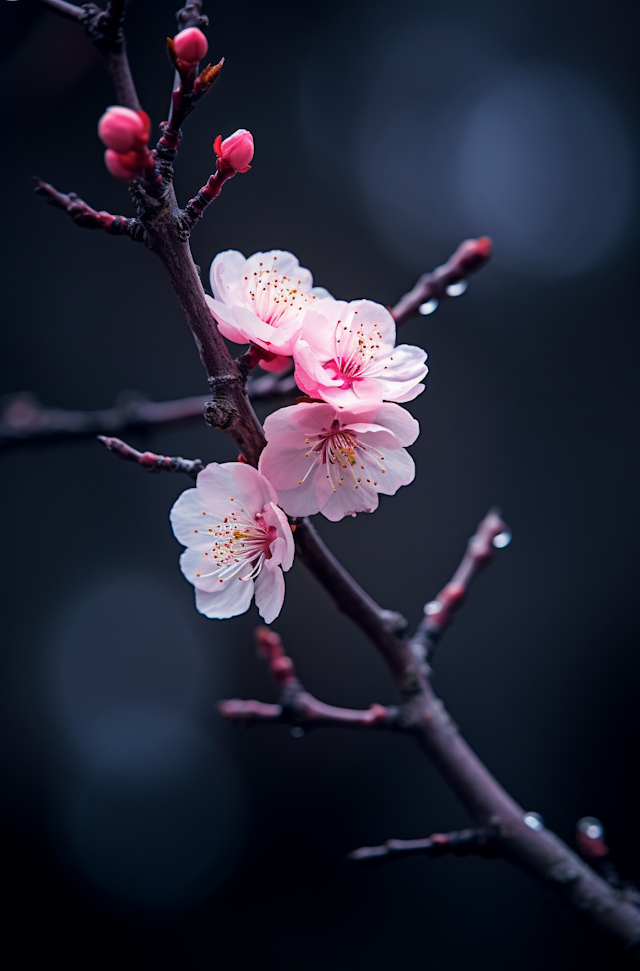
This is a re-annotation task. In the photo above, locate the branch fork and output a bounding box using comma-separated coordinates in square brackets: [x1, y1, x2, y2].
[218, 627, 398, 732]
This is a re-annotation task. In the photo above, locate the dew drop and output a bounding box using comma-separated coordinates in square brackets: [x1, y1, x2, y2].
[418, 298, 438, 315]
[446, 280, 468, 297]
[524, 812, 545, 831]
[492, 530, 512, 549]
[290, 726, 305, 739]
[577, 816, 604, 840]
[424, 600, 442, 616]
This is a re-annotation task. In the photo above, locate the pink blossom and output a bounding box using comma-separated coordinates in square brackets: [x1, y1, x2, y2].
[173, 27, 209, 69]
[258, 402, 419, 521]
[98, 106, 150, 153]
[205, 249, 333, 365]
[293, 298, 428, 413]
[170, 462, 294, 623]
[213, 129, 254, 172]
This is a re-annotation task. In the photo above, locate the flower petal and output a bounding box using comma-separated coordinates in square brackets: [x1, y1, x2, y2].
[263, 501, 294, 571]
[254, 565, 285, 623]
[368, 402, 420, 446]
[205, 295, 248, 345]
[211, 250, 247, 304]
[371, 447, 415, 495]
[231, 463, 278, 512]
[194, 575, 255, 619]
[170, 487, 218, 550]
[315, 473, 379, 521]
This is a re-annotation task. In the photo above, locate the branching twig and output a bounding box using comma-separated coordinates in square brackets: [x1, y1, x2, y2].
[409, 507, 509, 665]
[33, 179, 144, 239]
[97, 435, 204, 478]
[391, 237, 492, 326]
[348, 827, 499, 864]
[219, 627, 398, 731]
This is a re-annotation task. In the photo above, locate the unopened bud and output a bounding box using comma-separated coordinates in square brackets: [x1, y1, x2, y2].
[104, 149, 141, 182]
[173, 27, 208, 69]
[213, 129, 254, 173]
[98, 106, 149, 153]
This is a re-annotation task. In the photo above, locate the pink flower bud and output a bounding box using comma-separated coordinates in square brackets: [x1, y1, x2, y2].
[173, 27, 208, 69]
[104, 149, 141, 181]
[213, 129, 254, 173]
[98, 106, 148, 153]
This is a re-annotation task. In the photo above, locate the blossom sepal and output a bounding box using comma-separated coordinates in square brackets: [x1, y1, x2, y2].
[170, 463, 294, 623]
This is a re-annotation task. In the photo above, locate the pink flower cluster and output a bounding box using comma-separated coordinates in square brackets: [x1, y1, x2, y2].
[172, 249, 427, 622]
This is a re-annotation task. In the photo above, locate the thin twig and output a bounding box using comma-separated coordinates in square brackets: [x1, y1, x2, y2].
[97, 435, 204, 478]
[181, 164, 238, 231]
[348, 827, 498, 864]
[409, 507, 509, 665]
[33, 179, 143, 239]
[391, 237, 492, 326]
[219, 627, 398, 731]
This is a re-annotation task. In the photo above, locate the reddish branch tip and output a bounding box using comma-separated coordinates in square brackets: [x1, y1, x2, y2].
[576, 817, 610, 859]
[254, 626, 297, 685]
[173, 27, 209, 70]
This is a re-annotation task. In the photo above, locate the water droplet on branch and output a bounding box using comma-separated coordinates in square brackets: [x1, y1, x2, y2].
[424, 600, 442, 616]
[524, 812, 545, 831]
[445, 280, 468, 297]
[492, 530, 512, 548]
[418, 299, 438, 315]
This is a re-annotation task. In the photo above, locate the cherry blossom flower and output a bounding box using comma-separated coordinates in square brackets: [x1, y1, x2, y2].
[293, 298, 428, 413]
[205, 250, 333, 371]
[170, 462, 294, 623]
[258, 402, 419, 521]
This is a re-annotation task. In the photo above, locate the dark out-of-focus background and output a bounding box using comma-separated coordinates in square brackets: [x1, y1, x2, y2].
[1, 0, 639, 967]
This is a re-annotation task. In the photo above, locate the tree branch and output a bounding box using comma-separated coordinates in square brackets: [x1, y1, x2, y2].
[391, 237, 492, 326]
[292, 513, 640, 948]
[33, 0, 141, 110]
[409, 507, 509, 665]
[33, 179, 144, 239]
[218, 627, 398, 731]
[97, 435, 204, 478]
[348, 827, 498, 864]
[0, 374, 296, 450]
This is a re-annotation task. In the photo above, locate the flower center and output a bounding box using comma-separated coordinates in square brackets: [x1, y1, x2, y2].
[194, 507, 276, 583]
[295, 420, 387, 494]
[328, 312, 384, 381]
[241, 256, 317, 328]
